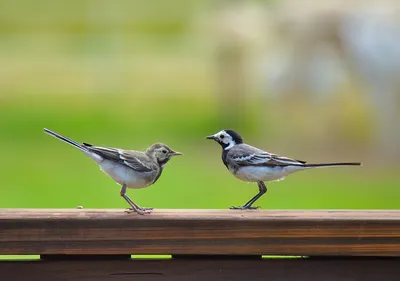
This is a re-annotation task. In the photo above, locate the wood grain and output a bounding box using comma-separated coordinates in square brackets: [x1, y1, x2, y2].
[0, 209, 399, 256]
[0, 257, 399, 281]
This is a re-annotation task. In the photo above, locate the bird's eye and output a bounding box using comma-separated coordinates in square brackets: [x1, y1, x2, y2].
[162, 150, 167, 154]
[220, 135, 225, 139]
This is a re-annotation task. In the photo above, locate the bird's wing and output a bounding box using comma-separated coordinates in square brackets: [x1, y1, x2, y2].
[84, 144, 155, 172]
[229, 144, 306, 167]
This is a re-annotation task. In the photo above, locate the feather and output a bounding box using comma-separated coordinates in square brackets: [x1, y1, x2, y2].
[230, 144, 306, 167]
[84, 145, 154, 172]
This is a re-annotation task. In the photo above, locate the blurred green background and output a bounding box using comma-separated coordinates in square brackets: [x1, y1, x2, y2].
[0, 0, 399, 214]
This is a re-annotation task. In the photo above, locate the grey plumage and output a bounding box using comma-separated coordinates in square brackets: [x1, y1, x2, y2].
[44, 128, 182, 215]
[207, 129, 361, 209]
[226, 143, 306, 171]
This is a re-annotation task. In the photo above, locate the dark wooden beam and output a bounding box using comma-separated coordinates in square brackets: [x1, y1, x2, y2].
[0, 209, 400, 256]
[0, 257, 399, 281]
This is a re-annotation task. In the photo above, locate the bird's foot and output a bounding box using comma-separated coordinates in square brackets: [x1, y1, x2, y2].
[229, 205, 260, 210]
[125, 207, 153, 215]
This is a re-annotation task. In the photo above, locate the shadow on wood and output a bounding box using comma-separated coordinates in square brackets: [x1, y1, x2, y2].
[1, 257, 399, 281]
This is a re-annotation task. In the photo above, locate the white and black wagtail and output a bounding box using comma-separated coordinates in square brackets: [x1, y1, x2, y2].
[206, 129, 361, 209]
[44, 128, 182, 215]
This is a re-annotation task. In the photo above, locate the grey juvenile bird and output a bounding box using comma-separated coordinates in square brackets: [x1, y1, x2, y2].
[206, 129, 361, 210]
[44, 128, 182, 215]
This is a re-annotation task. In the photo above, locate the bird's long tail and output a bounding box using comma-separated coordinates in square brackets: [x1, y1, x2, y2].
[44, 128, 89, 153]
[304, 162, 361, 168]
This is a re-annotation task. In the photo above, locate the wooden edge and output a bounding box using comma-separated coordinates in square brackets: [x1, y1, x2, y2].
[1, 209, 400, 220]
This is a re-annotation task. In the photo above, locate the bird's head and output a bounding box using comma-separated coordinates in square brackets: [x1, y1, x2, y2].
[206, 129, 243, 150]
[147, 143, 183, 166]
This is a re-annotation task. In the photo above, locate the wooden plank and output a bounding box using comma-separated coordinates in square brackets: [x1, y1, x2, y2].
[0, 209, 399, 256]
[0, 257, 399, 281]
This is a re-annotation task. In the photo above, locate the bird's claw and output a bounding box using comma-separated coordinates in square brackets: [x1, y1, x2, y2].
[136, 208, 153, 215]
[125, 207, 154, 215]
[229, 205, 260, 210]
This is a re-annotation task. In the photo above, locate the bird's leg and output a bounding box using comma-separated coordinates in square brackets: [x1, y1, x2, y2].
[230, 182, 267, 210]
[125, 195, 154, 212]
[121, 186, 153, 211]
[126, 197, 154, 212]
[120, 185, 153, 215]
[243, 181, 267, 208]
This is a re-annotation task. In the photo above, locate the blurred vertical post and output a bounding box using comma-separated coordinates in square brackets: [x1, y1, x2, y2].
[212, 0, 251, 131]
[215, 34, 247, 129]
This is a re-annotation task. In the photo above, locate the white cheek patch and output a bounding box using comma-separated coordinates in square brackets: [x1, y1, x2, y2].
[221, 134, 236, 150]
[213, 131, 236, 150]
[224, 141, 236, 150]
[220, 134, 232, 144]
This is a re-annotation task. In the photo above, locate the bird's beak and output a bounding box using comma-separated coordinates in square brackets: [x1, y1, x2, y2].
[206, 135, 216, 140]
[172, 151, 183, 156]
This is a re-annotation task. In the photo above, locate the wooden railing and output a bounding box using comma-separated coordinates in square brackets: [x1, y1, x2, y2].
[0, 209, 399, 280]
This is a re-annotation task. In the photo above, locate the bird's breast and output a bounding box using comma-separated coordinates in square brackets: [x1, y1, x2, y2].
[100, 160, 156, 189]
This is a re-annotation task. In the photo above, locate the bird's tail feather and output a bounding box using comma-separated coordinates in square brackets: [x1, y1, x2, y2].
[305, 162, 361, 168]
[44, 128, 88, 153]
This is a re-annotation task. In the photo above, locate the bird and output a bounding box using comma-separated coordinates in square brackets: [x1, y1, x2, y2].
[206, 129, 361, 210]
[44, 128, 182, 215]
